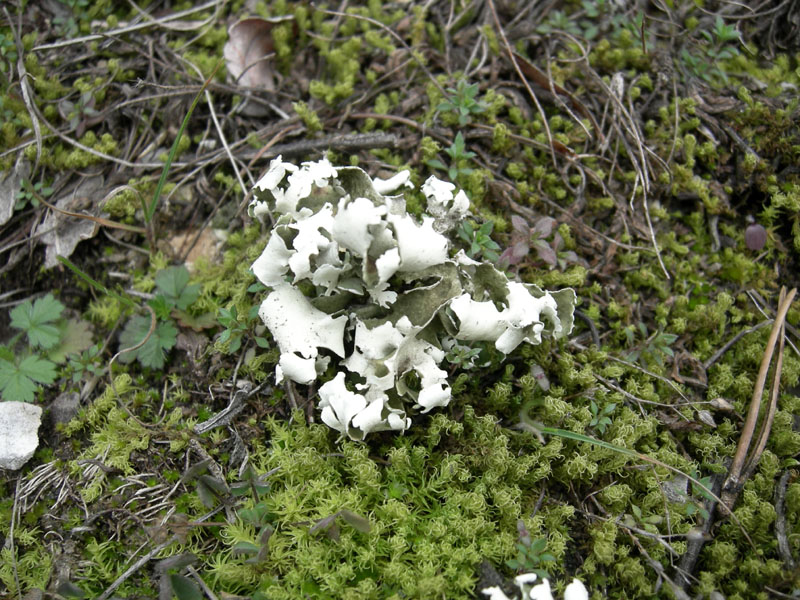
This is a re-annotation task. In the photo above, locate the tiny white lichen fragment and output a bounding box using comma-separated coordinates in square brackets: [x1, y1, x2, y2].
[287, 203, 335, 281]
[255, 155, 297, 192]
[276, 352, 317, 385]
[372, 169, 413, 195]
[251, 232, 292, 286]
[421, 176, 455, 205]
[423, 175, 470, 232]
[259, 284, 346, 359]
[332, 196, 387, 257]
[389, 214, 449, 272]
[450, 283, 563, 354]
[318, 373, 368, 435]
[319, 372, 410, 439]
[564, 579, 589, 600]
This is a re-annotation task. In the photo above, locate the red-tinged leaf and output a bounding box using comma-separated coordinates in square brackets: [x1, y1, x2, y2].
[535, 242, 558, 266]
[48, 318, 94, 363]
[231, 542, 260, 555]
[511, 215, 529, 233]
[173, 309, 217, 331]
[532, 217, 556, 238]
[511, 241, 530, 260]
[745, 222, 767, 250]
[309, 514, 336, 536]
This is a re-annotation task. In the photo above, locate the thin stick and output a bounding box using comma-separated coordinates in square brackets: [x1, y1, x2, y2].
[702, 319, 773, 371]
[740, 288, 789, 484]
[32, 0, 223, 51]
[721, 287, 796, 508]
[97, 538, 175, 600]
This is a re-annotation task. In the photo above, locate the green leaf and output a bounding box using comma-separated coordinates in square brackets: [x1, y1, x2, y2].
[339, 509, 372, 533]
[56, 581, 87, 599]
[0, 354, 57, 402]
[231, 542, 260, 555]
[10, 294, 65, 349]
[148, 295, 173, 320]
[168, 573, 202, 600]
[118, 316, 177, 369]
[155, 266, 201, 310]
[47, 318, 94, 364]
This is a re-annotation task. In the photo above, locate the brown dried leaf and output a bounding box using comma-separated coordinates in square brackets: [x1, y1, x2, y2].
[224, 18, 281, 91]
[0, 157, 30, 226]
[38, 175, 105, 269]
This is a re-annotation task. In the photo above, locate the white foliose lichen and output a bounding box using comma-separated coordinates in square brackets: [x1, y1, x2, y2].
[249, 156, 576, 440]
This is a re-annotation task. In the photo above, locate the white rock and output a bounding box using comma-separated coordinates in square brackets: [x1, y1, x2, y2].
[0, 402, 43, 470]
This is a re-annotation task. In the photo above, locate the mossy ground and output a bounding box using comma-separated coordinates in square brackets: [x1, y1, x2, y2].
[1, 1, 800, 599]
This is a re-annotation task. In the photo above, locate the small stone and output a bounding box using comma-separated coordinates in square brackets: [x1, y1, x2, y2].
[48, 391, 80, 427]
[0, 401, 43, 470]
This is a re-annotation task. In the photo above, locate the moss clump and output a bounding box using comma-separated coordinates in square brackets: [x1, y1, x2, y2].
[203, 407, 571, 599]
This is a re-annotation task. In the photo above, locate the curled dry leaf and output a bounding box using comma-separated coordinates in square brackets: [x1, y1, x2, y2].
[0, 156, 30, 226]
[38, 175, 105, 269]
[224, 17, 291, 115]
[224, 18, 277, 90]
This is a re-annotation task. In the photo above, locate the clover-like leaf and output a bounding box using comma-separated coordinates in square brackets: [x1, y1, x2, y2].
[118, 315, 178, 369]
[10, 294, 65, 349]
[155, 266, 201, 311]
[0, 353, 58, 402]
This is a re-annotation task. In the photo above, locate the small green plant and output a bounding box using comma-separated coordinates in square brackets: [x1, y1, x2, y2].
[0, 30, 18, 75]
[15, 178, 54, 211]
[427, 131, 475, 181]
[66, 343, 105, 383]
[622, 503, 664, 534]
[58, 91, 100, 137]
[505, 520, 556, 580]
[682, 16, 742, 85]
[53, 0, 90, 38]
[623, 322, 677, 368]
[457, 219, 501, 262]
[308, 508, 372, 541]
[444, 342, 482, 371]
[683, 469, 714, 521]
[437, 79, 487, 126]
[688, 282, 712, 310]
[588, 399, 616, 435]
[0, 295, 63, 402]
[229, 465, 275, 564]
[118, 266, 200, 369]
[216, 284, 269, 354]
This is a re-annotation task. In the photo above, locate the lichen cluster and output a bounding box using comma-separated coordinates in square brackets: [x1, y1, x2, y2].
[248, 157, 575, 440]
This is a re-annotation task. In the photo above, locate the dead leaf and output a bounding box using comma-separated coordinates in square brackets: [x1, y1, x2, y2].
[696, 410, 716, 428]
[164, 228, 226, 273]
[47, 318, 94, 363]
[0, 156, 30, 226]
[224, 18, 277, 90]
[38, 175, 105, 268]
[224, 16, 293, 116]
